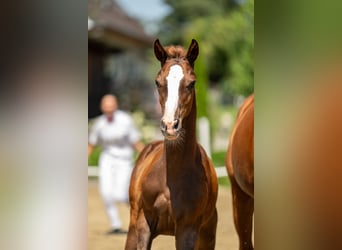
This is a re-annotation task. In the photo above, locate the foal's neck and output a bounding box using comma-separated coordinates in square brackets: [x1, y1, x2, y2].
[164, 97, 197, 168]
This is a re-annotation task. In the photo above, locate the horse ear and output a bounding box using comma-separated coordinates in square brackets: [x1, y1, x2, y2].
[154, 39, 167, 66]
[186, 39, 199, 67]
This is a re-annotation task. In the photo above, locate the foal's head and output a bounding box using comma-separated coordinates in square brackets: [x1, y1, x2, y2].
[154, 39, 199, 141]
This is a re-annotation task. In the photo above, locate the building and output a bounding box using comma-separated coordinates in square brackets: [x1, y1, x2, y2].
[88, 0, 153, 118]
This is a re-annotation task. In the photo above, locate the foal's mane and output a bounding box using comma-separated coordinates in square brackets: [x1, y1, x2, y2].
[164, 46, 187, 62]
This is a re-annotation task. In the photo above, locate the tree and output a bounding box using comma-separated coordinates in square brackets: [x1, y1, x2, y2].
[160, 0, 239, 44]
[159, 0, 254, 99]
[188, 0, 254, 98]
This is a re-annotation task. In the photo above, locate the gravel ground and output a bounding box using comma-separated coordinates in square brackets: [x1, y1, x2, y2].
[88, 180, 240, 250]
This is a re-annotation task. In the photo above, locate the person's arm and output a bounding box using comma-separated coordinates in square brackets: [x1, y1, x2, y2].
[88, 144, 95, 159]
[133, 141, 145, 153]
[89, 118, 100, 159]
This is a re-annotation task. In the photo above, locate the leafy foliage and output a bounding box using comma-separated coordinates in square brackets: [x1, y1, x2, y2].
[193, 51, 209, 118]
[161, 0, 239, 43]
[159, 0, 254, 99]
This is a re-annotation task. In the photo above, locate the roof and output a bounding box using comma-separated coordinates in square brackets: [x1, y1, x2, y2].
[88, 0, 153, 50]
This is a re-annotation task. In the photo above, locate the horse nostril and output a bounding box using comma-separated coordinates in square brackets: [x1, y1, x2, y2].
[173, 119, 180, 130]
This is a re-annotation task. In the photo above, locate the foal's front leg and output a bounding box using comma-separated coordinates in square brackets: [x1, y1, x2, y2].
[136, 211, 153, 250]
[175, 224, 200, 250]
[198, 209, 217, 250]
[125, 210, 152, 250]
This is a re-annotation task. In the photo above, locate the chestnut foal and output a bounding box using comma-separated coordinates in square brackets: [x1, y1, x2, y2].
[125, 39, 218, 250]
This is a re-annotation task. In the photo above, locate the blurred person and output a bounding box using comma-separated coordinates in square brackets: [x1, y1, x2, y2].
[88, 94, 144, 234]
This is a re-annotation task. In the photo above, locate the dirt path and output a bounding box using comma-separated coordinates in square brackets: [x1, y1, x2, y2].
[88, 180, 239, 249]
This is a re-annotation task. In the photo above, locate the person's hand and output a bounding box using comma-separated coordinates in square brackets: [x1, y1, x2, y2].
[88, 144, 94, 159]
[134, 141, 145, 153]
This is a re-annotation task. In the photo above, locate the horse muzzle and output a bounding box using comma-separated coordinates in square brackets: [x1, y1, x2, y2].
[160, 118, 181, 139]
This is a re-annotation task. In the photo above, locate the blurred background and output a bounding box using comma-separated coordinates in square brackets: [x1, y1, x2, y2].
[2, 0, 342, 249]
[88, 0, 254, 169]
[88, 1, 254, 249]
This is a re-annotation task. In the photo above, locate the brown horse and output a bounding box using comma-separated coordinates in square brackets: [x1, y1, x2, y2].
[125, 39, 218, 250]
[226, 94, 254, 250]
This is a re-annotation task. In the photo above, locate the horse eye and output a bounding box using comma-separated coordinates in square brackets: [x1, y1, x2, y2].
[187, 81, 196, 90]
[155, 80, 161, 88]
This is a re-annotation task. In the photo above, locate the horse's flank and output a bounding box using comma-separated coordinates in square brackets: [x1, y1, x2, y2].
[226, 94, 254, 250]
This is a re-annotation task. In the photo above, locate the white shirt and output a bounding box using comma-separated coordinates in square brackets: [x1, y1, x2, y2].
[89, 110, 141, 160]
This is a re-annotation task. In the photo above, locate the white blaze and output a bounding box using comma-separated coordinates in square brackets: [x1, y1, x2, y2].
[165, 65, 184, 121]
